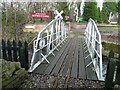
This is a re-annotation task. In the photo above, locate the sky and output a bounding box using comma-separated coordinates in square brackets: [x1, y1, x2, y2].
[96, 0, 104, 10]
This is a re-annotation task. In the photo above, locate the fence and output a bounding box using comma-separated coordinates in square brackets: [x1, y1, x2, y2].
[28, 10, 67, 72]
[84, 18, 103, 80]
[1, 39, 29, 70]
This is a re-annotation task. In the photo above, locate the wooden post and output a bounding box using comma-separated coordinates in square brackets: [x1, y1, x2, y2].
[115, 59, 120, 85]
[13, 40, 17, 61]
[20, 41, 29, 70]
[2, 39, 7, 60]
[108, 50, 114, 59]
[7, 40, 12, 61]
[105, 58, 116, 89]
[66, 22, 71, 31]
[18, 40, 22, 62]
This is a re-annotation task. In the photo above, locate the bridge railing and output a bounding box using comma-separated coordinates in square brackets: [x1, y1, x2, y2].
[28, 13, 67, 72]
[84, 18, 103, 80]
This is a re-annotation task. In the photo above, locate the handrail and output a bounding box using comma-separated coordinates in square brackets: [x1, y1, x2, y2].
[84, 18, 103, 80]
[28, 16, 67, 72]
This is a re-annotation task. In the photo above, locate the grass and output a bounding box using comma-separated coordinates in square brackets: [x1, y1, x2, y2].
[98, 27, 119, 30]
[98, 26, 120, 27]
[102, 41, 120, 58]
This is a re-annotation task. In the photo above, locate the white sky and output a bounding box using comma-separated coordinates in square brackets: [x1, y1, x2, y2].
[96, 0, 104, 10]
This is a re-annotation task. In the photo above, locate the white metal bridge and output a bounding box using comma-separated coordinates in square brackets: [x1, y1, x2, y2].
[28, 11, 104, 81]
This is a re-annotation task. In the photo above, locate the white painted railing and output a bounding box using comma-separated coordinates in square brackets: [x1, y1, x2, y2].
[84, 18, 103, 80]
[28, 11, 67, 72]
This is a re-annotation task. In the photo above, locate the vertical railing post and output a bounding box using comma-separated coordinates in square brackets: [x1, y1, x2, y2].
[56, 21, 58, 45]
[51, 23, 54, 49]
[99, 33, 103, 80]
[61, 20, 64, 40]
[64, 23, 67, 39]
[58, 19, 61, 43]
[47, 28, 50, 54]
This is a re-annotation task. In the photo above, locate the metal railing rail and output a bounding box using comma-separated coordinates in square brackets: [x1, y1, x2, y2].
[28, 11, 67, 72]
[84, 18, 103, 80]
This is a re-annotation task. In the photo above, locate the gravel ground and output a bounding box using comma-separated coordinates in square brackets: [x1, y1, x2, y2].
[20, 74, 105, 89]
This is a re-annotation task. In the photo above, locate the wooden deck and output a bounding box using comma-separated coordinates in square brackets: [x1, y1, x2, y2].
[33, 30, 98, 80]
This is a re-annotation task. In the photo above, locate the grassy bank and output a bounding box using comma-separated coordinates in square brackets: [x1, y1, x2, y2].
[98, 25, 119, 31]
[102, 41, 120, 58]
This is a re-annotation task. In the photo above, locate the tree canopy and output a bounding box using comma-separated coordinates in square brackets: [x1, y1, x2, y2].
[102, 2, 117, 16]
[83, 2, 98, 21]
[117, 1, 120, 24]
[100, 2, 117, 23]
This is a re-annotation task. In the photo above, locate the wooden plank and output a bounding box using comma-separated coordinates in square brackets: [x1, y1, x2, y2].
[60, 37, 77, 77]
[78, 38, 86, 79]
[71, 37, 79, 78]
[58, 36, 76, 76]
[50, 37, 73, 75]
[44, 38, 71, 75]
[34, 38, 70, 74]
[85, 64, 98, 80]
[83, 39, 98, 80]
[33, 55, 54, 74]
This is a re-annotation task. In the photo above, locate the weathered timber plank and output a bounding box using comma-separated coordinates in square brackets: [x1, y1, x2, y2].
[33, 45, 65, 74]
[78, 38, 86, 79]
[83, 39, 98, 80]
[50, 37, 73, 76]
[70, 37, 79, 78]
[60, 37, 77, 77]
[58, 38, 76, 76]
[33, 47, 59, 74]
[44, 38, 71, 75]
[33, 38, 70, 74]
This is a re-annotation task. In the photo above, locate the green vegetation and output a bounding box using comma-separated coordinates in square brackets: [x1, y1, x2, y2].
[117, 1, 120, 24]
[100, 4, 108, 23]
[101, 2, 117, 23]
[56, 2, 69, 16]
[1, 2, 72, 42]
[97, 7, 102, 23]
[83, 2, 98, 21]
[2, 59, 27, 88]
[82, 1, 118, 24]
[2, 2, 29, 41]
[98, 26, 119, 30]
[103, 2, 117, 16]
[102, 42, 120, 58]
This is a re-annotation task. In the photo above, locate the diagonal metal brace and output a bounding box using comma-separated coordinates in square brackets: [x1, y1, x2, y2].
[86, 58, 96, 68]
[86, 61, 93, 68]
[85, 54, 90, 59]
[41, 53, 50, 63]
[53, 43, 59, 51]
[48, 48, 55, 56]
